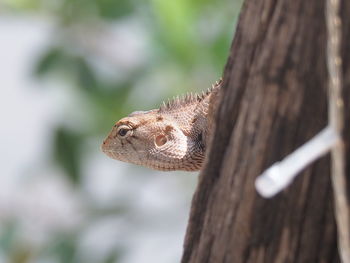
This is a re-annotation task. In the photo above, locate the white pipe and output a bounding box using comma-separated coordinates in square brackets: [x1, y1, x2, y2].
[255, 126, 339, 198]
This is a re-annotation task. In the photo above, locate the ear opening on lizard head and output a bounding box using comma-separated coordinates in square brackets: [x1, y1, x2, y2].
[154, 125, 175, 147]
[155, 134, 167, 147]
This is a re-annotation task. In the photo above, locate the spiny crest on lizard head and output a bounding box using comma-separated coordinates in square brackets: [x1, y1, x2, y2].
[101, 79, 222, 171]
[159, 78, 222, 113]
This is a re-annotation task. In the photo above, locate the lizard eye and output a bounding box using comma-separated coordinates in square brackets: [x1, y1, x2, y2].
[117, 125, 132, 138]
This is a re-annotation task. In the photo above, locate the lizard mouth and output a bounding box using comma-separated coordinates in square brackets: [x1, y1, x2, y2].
[101, 148, 124, 161]
[100, 140, 119, 158]
[101, 141, 110, 153]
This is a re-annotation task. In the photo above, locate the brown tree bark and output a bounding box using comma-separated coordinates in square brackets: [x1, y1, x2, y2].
[182, 0, 350, 262]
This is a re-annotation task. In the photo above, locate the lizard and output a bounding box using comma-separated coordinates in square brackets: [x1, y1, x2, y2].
[101, 79, 222, 171]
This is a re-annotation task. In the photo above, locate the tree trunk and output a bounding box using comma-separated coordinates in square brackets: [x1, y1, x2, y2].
[182, 0, 350, 262]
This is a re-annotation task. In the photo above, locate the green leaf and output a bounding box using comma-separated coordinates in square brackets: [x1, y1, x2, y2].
[35, 48, 64, 76]
[0, 221, 17, 252]
[103, 251, 121, 263]
[95, 0, 134, 19]
[45, 233, 78, 263]
[74, 57, 98, 93]
[54, 127, 82, 185]
[150, 0, 198, 66]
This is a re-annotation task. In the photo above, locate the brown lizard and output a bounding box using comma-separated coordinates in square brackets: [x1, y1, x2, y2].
[101, 79, 222, 171]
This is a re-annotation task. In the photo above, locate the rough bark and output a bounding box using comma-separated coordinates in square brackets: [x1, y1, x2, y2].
[182, 0, 350, 262]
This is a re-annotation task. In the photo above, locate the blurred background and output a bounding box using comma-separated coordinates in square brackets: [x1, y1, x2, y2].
[0, 0, 242, 262]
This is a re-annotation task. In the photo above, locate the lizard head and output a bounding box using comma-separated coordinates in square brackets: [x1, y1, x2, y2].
[101, 110, 203, 171]
[101, 79, 222, 172]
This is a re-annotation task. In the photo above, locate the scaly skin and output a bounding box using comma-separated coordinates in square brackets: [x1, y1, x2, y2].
[101, 79, 222, 171]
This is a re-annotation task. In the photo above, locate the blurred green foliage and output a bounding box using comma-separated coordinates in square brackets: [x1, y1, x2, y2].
[1, 0, 242, 262]
[54, 127, 83, 184]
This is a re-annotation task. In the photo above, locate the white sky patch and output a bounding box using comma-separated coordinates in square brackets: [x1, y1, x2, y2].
[0, 16, 60, 182]
[0, 16, 83, 244]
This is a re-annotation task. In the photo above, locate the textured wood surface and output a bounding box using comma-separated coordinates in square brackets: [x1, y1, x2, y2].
[182, 0, 350, 262]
